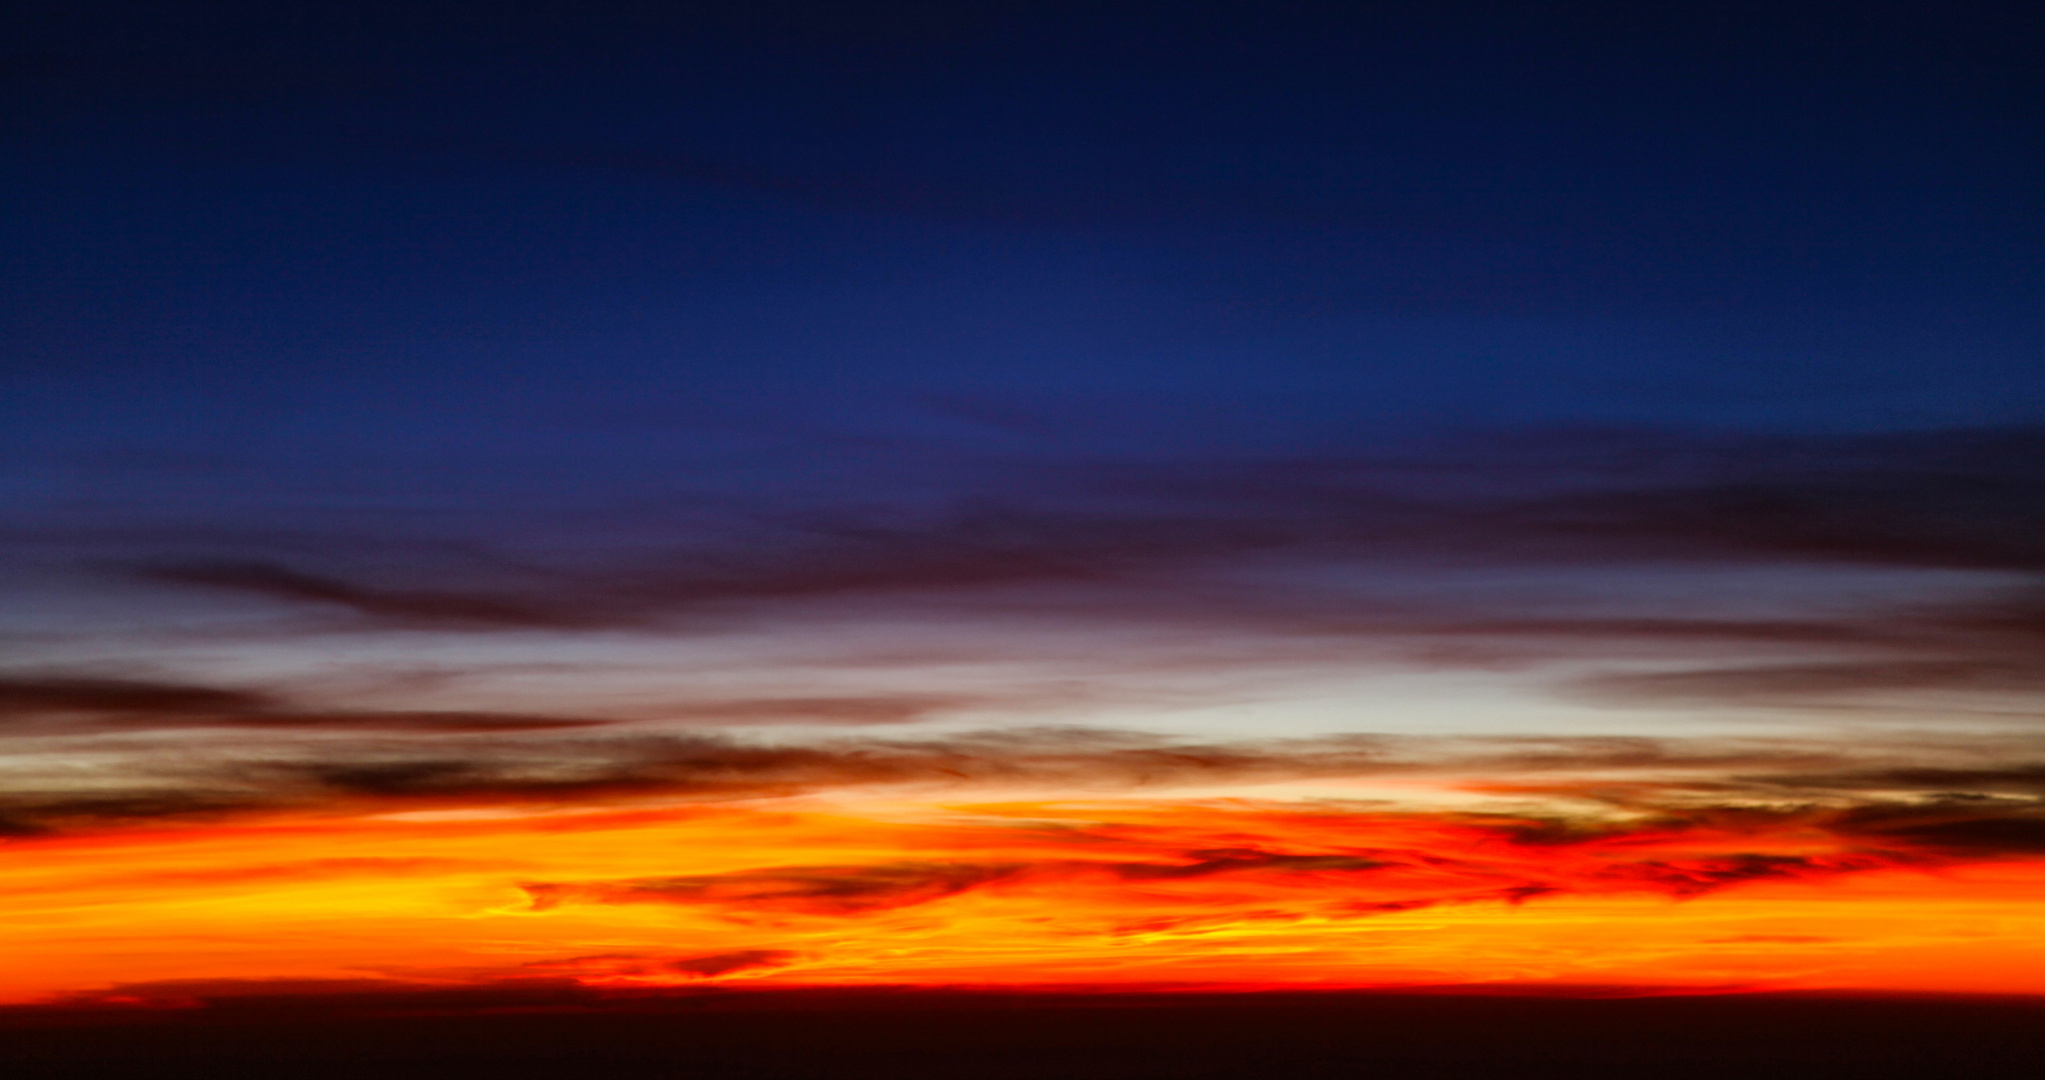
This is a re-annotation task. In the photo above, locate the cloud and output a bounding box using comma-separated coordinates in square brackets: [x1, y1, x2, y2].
[0, 673, 611, 733]
[3, 716, 2043, 896]
[1572, 659, 2045, 703]
[1827, 801, 2045, 856]
[128, 501, 1309, 630]
[652, 695, 974, 725]
[1589, 853, 1895, 898]
[192, 710, 614, 732]
[1785, 765, 2045, 795]
[33, 976, 611, 1014]
[137, 561, 616, 631]
[1560, 590, 2045, 707]
[522, 849, 1398, 919]
[513, 856, 1405, 920]
[0, 791, 274, 837]
[0, 727, 1364, 834]
[525, 862, 1022, 916]
[508, 795, 2034, 929]
[1111, 848, 1386, 880]
[1405, 616, 1891, 646]
[236, 727, 1382, 808]
[0, 674, 976, 734]
[523, 949, 800, 979]
[1512, 430, 2045, 571]
[0, 676, 277, 718]
[665, 949, 800, 977]
[1, 727, 1296, 832]
[106, 429, 2045, 719]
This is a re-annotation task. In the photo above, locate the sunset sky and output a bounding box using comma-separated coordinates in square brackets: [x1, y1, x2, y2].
[4, 1, 2045, 1011]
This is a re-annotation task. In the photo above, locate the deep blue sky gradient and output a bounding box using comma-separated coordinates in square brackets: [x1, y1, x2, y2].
[10, 2, 2042, 464]
[4, 2, 2044, 754]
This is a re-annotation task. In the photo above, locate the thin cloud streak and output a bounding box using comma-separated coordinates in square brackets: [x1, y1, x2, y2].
[509, 796, 2044, 929]
[0, 675, 976, 733]
[3, 724, 2043, 862]
[119, 427, 2045, 627]
[86, 427, 2042, 719]
[0, 677, 279, 718]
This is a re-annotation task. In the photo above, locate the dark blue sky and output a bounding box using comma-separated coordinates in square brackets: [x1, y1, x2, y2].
[9, 2, 2042, 468]
[4, 2, 2044, 749]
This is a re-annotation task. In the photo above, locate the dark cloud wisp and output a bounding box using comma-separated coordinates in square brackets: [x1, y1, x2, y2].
[0, 674, 608, 734]
[100, 427, 2045, 717]
[123, 427, 2045, 627]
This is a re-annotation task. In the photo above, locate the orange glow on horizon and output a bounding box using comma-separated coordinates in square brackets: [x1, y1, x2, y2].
[6, 795, 2045, 1005]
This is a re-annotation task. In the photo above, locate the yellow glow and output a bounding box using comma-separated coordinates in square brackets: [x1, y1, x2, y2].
[5, 795, 2044, 1003]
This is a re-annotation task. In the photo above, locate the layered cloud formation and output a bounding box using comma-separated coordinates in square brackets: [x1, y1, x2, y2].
[4, 425, 2043, 1000]
[5, 0, 2043, 1020]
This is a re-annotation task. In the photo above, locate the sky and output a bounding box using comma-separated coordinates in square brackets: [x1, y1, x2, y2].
[3, 1, 2045, 1007]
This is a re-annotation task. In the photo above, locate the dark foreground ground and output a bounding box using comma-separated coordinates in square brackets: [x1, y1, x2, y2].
[4, 986, 2042, 1080]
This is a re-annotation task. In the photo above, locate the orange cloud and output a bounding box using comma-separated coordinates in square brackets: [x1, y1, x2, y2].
[5, 794, 2044, 1005]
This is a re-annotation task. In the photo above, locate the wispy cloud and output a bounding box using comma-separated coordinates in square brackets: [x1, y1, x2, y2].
[116, 427, 2041, 622]
[136, 561, 618, 631]
[525, 862, 1024, 916]
[2, 721, 2040, 855]
[512, 796, 2038, 925]
[91, 427, 2043, 719]
[0, 677, 278, 718]
[0, 674, 979, 735]
[525, 949, 800, 979]
[0, 674, 606, 734]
